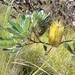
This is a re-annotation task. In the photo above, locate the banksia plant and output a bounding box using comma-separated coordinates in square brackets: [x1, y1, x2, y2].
[0, 10, 51, 50]
[49, 21, 64, 46]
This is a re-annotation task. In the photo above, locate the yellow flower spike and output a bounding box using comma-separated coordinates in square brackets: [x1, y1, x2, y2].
[49, 20, 64, 46]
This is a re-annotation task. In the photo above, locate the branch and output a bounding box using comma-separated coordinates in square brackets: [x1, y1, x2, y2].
[60, 40, 75, 44]
[27, 35, 75, 46]
[27, 37, 50, 45]
[45, 47, 52, 55]
[33, 30, 41, 42]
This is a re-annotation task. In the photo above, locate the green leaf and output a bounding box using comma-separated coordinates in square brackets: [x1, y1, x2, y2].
[0, 36, 5, 40]
[43, 44, 47, 51]
[3, 48, 14, 51]
[73, 42, 75, 52]
[16, 24, 23, 33]
[32, 11, 38, 19]
[71, 56, 75, 62]
[0, 26, 6, 30]
[22, 15, 25, 20]
[30, 13, 38, 28]
[2, 46, 16, 51]
[2, 46, 22, 52]
[40, 16, 50, 27]
[63, 42, 74, 54]
[12, 36, 23, 39]
[38, 10, 44, 19]
[42, 12, 50, 20]
[24, 16, 30, 32]
[0, 44, 6, 48]
[30, 20, 38, 30]
[0, 40, 10, 48]
[20, 15, 25, 29]
[8, 20, 19, 32]
[6, 28, 21, 37]
[42, 13, 47, 19]
[73, 42, 75, 47]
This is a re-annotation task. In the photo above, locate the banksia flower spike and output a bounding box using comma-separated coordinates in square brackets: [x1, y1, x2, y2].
[49, 20, 64, 46]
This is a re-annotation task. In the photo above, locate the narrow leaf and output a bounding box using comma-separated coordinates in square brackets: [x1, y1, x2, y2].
[8, 20, 19, 32]
[3, 48, 13, 51]
[22, 15, 25, 20]
[43, 44, 47, 51]
[73, 42, 75, 52]
[0, 36, 5, 40]
[71, 56, 75, 62]
[33, 11, 38, 19]
[24, 16, 30, 32]
[0, 26, 6, 30]
[6, 28, 21, 37]
[16, 24, 23, 33]
[0, 44, 6, 48]
[42, 12, 50, 19]
[20, 15, 25, 29]
[38, 10, 44, 19]
[63, 42, 74, 54]
[2, 46, 16, 51]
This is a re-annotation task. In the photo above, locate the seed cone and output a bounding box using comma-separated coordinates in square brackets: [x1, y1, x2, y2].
[49, 21, 64, 46]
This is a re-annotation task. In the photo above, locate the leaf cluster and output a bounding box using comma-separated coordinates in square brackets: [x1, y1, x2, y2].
[0, 10, 50, 51]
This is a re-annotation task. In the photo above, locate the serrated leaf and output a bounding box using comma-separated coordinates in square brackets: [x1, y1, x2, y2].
[8, 20, 19, 32]
[71, 56, 75, 62]
[63, 42, 74, 54]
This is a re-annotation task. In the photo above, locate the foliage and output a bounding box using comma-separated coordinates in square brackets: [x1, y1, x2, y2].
[63, 42, 75, 63]
[0, 0, 75, 75]
[0, 9, 75, 55]
[0, 10, 50, 52]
